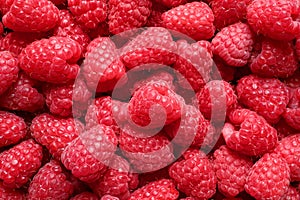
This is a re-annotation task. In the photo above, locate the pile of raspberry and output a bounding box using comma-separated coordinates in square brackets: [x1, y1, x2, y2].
[0, 0, 300, 199]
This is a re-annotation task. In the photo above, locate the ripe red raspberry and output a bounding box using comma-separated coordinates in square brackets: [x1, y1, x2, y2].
[108, 0, 152, 34]
[0, 182, 25, 200]
[128, 81, 184, 128]
[280, 186, 300, 200]
[68, 0, 107, 29]
[87, 21, 110, 39]
[162, 2, 215, 40]
[19, 36, 81, 84]
[211, 0, 252, 30]
[128, 179, 179, 200]
[274, 119, 298, 140]
[0, 72, 44, 112]
[0, 111, 26, 148]
[213, 145, 253, 197]
[296, 38, 300, 61]
[119, 126, 174, 172]
[31, 113, 84, 160]
[155, 0, 187, 8]
[70, 192, 99, 200]
[0, 51, 19, 95]
[223, 109, 278, 156]
[146, 3, 167, 27]
[51, 0, 66, 5]
[245, 153, 290, 199]
[164, 105, 214, 148]
[236, 74, 290, 124]
[0, 0, 13, 15]
[212, 22, 254, 67]
[194, 80, 237, 121]
[169, 151, 217, 199]
[28, 160, 74, 200]
[3, 0, 59, 32]
[273, 134, 300, 181]
[283, 88, 300, 130]
[173, 40, 213, 92]
[250, 38, 298, 78]
[0, 139, 43, 188]
[247, 0, 300, 41]
[61, 125, 118, 183]
[83, 37, 125, 93]
[284, 70, 300, 89]
[196, 40, 213, 57]
[211, 56, 236, 82]
[121, 27, 177, 69]
[101, 195, 119, 200]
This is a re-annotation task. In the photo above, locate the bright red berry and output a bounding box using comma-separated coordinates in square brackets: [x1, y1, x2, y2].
[0, 0, 14, 15]
[162, 2, 215, 40]
[245, 153, 290, 199]
[283, 88, 300, 130]
[0, 22, 3, 35]
[28, 160, 74, 200]
[280, 185, 300, 200]
[0, 182, 25, 200]
[0, 139, 43, 188]
[3, 0, 59, 32]
[296, 38, 300, 61]
[101, 195, 119, 200]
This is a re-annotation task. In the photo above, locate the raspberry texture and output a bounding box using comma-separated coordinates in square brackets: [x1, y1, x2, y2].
[28, 160, 74, 200]
[2, 0, 59, 32]
[296, 38, 300, 61]
[250, 38, 298, 78]
[128, 179, 179, 200]
[213, 145, 253, 197]
[162, 2, 215, 40]
[236, 74, 290, 124]
[19, 36, 81, 84]
[68, 0, 107, 29]
[0, 139, 43, 188]
[283, 88, 300, 130]
[108, 0, 152, 34]
[169, 150, 217, 199]
[245, 153, 290, 199]
[0, 51, 19, 95]
[0, 182, 25, 200]
[247, 0, 300, 40]
[0, 111, 26, 148]
[0, 0, 14, 15]
[101, 195, 119, 200]
[280, 186, 300, 200]
[146, 3, 167, 27]
[70, 192, 100, 200]
[155, 0, 187, 8]
[31, 113, 83, 160]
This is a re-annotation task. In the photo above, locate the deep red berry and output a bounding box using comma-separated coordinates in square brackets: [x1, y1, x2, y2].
[3, 0, 59, 32]
[68, 0, 107, 29]
[31, 113, 83, 160]
[101, 195, 119, 200]
[245, 153, 290, 199]
[223, 109, 278, 156]
[129, 179, 179, 200]
[0, 0, 14, 15]
[247, 0, 300, 40]
[155, 0, 187, 8]
[284, 70, 300, 89]
[108, 0, 152, 34]
[274, 118, 298, 140]
[280, 185, 300, 200]
[296, 38, 300, 61]
[211, 55, 236, 82]
[0, 22, 3, 35]
[283, 88, 300, 130]
[0, 139, 43, 188]
[0, 182, 25, 200]
[19, 36, 81, 84]
[212, 22, 254, 67]
[0, 111, 26, 148]
[236, 74, 290, 124]
[70, 192, 100, 200]
[0, 51, 19, 95]
[51, 0, 66, 5]
[28, 160, 74, 200]
[213, 145, 253, 197]
[146, 3, 167, 27]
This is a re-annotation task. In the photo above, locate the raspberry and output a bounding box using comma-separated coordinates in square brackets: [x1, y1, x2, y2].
[3, 0, 59, 32]
[213, 145, 253, 197]
[196, 40, 213, 57]
[61, 125, 118, 183]
[51, 0, 66, 5]
[30, 113, 83, 160]
[0, 139, 43, 188]
[162, 2, 215, 40]
[173, 40, 213, 92]
[128, 81, 184, 128]
[194, 80, 237, 120]
[296, 38, 300, 61]
[246, 0, 300, 41]
[169, 151, 217, 199]
[0, 72, 45, 112]
[164, 105, 214, 148]
[250, 38, 298, 78]
[273, 134, 300, 181]
[70, 192, 99, 200]
[0, 111, 26, 148]
[101, 195, 119, 200]
[211, 55, 236, 82]
[0, 182, 25, 200]
[280, 186, 300, 200]
[223, 109, 278, 156]
[0, 51, 19, 95]
[68, 0, 107, 29]
[108, 0, 152, 34]
[236, 74, 290, 124]
[274, 119, 298, 140]
[83, 37, 126, 93]
[283, 88, 300, 130]
[128, 179, 179, 200]
[155, 0, 187, 8]
[19, 36, 81, 84]
[119, 126, 174, 172]
[0, 0, 14, 15]
[121, 27, 177, 69]
[211, 22, 254, 67]
[245, 153, 290, 199]
[28, 160, 74, 200]
[146, 3, 167, 27]
[87, 21, 110, 39]
[284, 70, 300, 89]
[0, 22, 3, 35]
